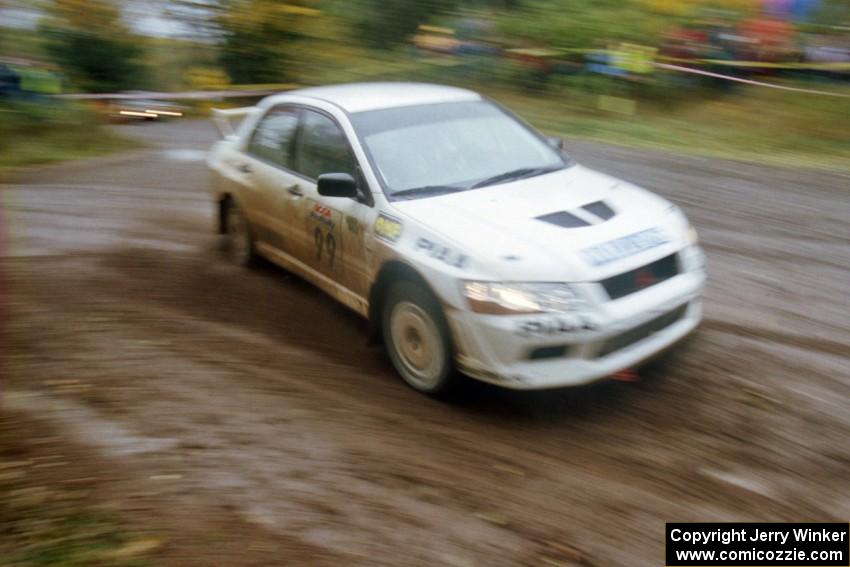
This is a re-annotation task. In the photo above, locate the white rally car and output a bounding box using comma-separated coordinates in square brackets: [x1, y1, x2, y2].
[208, 82, 705, 395]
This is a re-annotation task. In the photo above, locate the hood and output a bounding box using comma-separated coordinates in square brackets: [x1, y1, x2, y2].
[390, 165, 683, 282]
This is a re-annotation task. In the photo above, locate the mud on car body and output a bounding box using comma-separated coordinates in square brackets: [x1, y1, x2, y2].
[208, 82, 706, 395]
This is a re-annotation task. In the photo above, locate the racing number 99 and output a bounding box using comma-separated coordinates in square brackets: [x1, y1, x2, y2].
[314, 227, 336, 267]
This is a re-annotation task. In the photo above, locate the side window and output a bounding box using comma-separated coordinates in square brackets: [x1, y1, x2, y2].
[248, 106, 299, 169]
[296, 110, 357, 180]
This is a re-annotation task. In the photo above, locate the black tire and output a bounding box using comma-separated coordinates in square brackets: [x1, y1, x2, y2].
[381, 280, 457, 396]
[224, 199, 256, 267]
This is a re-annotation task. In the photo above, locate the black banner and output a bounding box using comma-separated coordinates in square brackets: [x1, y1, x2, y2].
[666, 523, 849, 566]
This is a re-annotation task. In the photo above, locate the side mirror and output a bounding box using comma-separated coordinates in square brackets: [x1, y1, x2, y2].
[547, 136, 565, 151]
[317, 173, 358, 198]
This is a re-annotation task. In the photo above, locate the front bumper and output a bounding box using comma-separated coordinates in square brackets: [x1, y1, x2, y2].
[447, 269, 705, 390]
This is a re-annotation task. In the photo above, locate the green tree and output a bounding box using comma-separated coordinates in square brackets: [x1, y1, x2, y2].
[220, 1, 308, 83]
[810, 0, 850, 27]
[336, 0, 458, 49]
[495, 0, 669, 49]
[169, 0, 318, 84]
[41, 0, 147, 92]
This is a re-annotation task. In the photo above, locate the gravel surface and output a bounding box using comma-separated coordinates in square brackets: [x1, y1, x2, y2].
[2, 119, 848, 566]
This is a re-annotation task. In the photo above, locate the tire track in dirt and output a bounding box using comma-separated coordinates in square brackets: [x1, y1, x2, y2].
[702, 318, 850, 359]
[10, 245, 848, 565]
[4, 120, 850, 566]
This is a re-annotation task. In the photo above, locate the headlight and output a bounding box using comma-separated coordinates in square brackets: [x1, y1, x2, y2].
[463, 282, 584, 315]
[668, 204, 698, 246]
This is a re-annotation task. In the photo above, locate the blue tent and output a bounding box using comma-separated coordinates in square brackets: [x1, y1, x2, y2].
[763, 0, 821, 20]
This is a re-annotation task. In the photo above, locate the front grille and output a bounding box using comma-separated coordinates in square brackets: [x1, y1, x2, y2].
[600, 253, 679, 300]
[527, 345, 569, 360]
[597, 303, 688, 358]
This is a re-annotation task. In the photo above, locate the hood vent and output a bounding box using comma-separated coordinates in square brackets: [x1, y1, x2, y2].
[535, 200, 616, 229]
[535, 211, 591, 228]
[582, 200, 615, 221]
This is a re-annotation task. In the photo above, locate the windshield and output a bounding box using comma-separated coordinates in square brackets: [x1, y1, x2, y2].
[350, 101, 571, 199]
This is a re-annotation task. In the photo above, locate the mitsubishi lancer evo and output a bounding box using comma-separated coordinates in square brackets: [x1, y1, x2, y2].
[208, 82, 706, 395]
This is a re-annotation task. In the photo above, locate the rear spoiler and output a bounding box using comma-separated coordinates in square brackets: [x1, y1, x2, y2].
[212, 106, 255, 138]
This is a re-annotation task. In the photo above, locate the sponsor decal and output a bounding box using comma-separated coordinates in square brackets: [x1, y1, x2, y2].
[309, 202, 335, 228]
[581, 227, 669, 267]
[374, 214, 402, 243]
[345, 215, 361, 235]
[414, 237, 468, 269]
[517, 315, 597, 337]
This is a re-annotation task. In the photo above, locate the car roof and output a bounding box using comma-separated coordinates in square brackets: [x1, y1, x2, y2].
[266, 82, 482, 114]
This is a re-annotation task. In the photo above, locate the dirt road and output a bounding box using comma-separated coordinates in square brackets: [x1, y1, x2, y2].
[2, 120, 848, 566]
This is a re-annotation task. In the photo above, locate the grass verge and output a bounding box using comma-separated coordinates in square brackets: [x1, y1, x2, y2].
[301, 47, 850, 171]
[0, 101, 143, 172]
[494, 84, 850, 171]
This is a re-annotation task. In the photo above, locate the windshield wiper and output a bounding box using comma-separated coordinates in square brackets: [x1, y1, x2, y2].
[471, 166, 562, 189]
[391, 185, 468, 200]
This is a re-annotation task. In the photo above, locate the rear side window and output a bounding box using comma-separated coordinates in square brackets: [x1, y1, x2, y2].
[248, 106, 299, 169]
[295, 110, 357, 180]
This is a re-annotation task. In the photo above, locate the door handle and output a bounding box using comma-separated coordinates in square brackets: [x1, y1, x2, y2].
[237, 163, 251, 174]
[287, 184, 303, 197]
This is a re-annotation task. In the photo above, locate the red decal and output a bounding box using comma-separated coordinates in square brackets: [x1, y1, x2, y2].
[313, 204, 332, 218]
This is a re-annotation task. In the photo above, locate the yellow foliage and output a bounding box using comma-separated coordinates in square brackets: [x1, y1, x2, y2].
[282, 4, 321, 16]
[184, 66, 230, 91]
[639, 0, 758, 15]
[221, 0, 319, 29]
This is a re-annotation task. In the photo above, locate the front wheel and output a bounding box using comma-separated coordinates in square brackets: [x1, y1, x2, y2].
[382, 280, 457, 396]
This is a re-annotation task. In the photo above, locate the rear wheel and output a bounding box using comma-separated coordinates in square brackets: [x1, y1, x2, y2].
[382, 280, 457, 396]
[225, 199, 255, 267]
